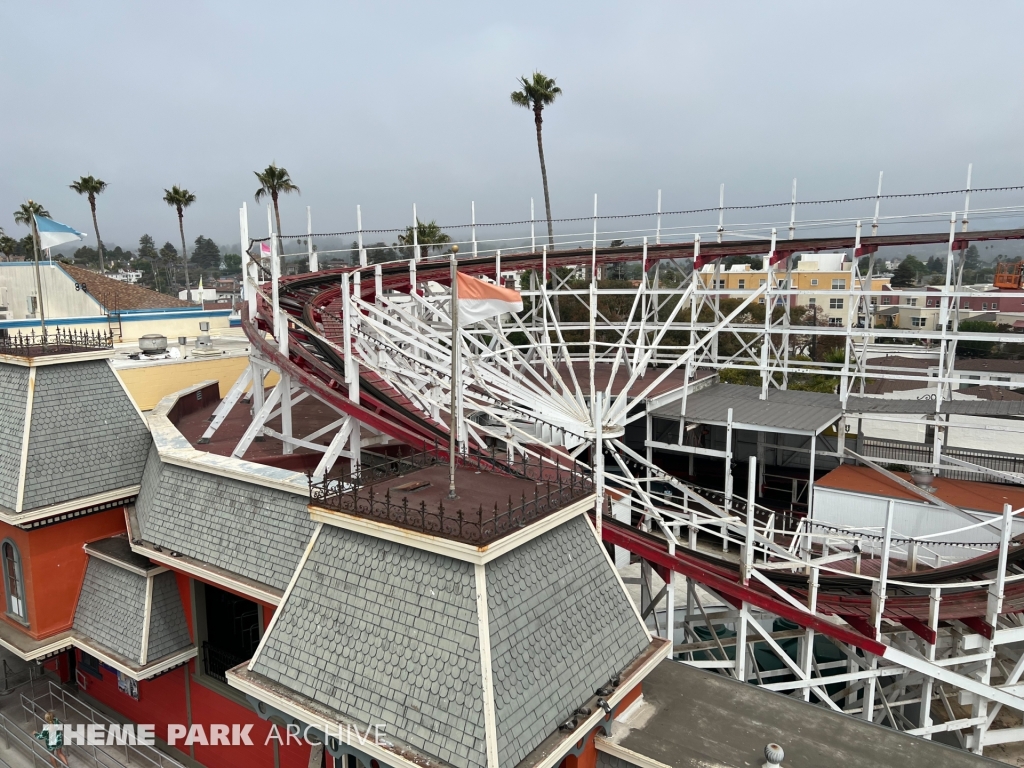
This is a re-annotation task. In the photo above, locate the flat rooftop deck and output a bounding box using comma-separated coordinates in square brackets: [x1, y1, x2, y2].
[606, 658, 998, 767]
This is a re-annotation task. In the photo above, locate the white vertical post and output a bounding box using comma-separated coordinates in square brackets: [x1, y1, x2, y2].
[589, 194, 599, 398]
[806, 432, 816, 548]
[656, 189, 662, 245]
[530, 198, 536, 252]
[341, 273, 361, 471]
[241, 203, 255, 322]
[800, 568, 819, 702]
[872, 500, 894, 639]
[409, 258, 417, 295]
[594, 393, 604, 537]
[374, 264, 383, 306]
[760, 228, 777, 400]
[665, 535, 675, 650]
[871, 172, 883, 237]
[495, 249, 501, 283]
[919, 586, 941, 736]
[723, 407, 733, 551]
[270, 209, 293, 456]
[717, 184, 725, 243]
[735, 603, 748, 682]
[471, 201, 478, 259]
[962, 163, 973, 233]
[973, 503, 1013, 752]
[789, 178, 797, 240]
[413, 203, 420, 261]
[742, 456, 756, 583]
[307, 206, 317, 272]
[269, 205, 282, 344]
[357, 205, 366, 267]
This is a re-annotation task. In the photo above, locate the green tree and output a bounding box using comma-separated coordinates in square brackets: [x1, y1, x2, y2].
[223, 253, 242, 273]
[163, 186, 196, 300]
[891, 257, 920, 287]
[69, 176, 109, 273]
[160, 241, 179, 293]
[925, 255, 944, 274]
[0, 235, 16, 260]
[138, 234, 157, 261]
[254, 163, 300, 241]
[511, 71, 562, 248]
[396, 219, 451, 261]
[73, 246, 99, 267]
[958, 320, 998, 358]
[191, 235, 222, 272]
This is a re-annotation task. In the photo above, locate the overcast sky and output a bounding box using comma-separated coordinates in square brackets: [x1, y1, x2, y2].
[2, 1, 1023, 251]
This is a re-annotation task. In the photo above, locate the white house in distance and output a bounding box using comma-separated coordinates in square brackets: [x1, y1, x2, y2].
[0, 262, 233, 342]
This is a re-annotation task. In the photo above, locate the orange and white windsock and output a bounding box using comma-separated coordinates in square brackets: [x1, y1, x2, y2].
[456, 272, 523, 326]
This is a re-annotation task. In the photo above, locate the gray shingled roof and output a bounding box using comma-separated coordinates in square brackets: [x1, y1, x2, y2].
[486, 516, 650, 768]
[73, 555, 192, 665]
[134, 445, 316, 591]
[253, 526, 487, 768]
[846, 395, 1024, 416]
[0, 366, 29, 511]
[146, 572, 193, 661]
[653, 383, 842, 434]
[15, 360, 151, 512]
[74, 557, 147, 661]
[249, 516, 652, 768]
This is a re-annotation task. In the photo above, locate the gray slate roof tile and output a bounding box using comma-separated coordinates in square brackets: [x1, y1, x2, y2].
[73, 557, 147, 661]
[134, 445, 314, 590]
[20, 360, 151, 511]
[252, 525, 487, 768]
[146, 571, 192, 660]
[0, 366, 29, 511]
[486, 516, 650, 768]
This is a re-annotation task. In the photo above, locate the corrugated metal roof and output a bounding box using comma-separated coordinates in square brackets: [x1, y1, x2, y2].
[846, 396, 1024, 416]
[652, 383, 842, 434]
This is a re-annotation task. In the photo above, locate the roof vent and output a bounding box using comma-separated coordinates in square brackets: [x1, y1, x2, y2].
[763, 743, 784, 767]
[138, 334, 167, 356]
[910, 470, 936, 492]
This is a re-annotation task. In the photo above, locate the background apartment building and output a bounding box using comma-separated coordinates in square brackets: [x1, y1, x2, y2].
[698, 251, 891, 327]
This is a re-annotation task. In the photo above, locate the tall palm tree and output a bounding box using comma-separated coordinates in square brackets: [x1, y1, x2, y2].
[254, 163, 300, 241]
[396, 219, 452, 260]
[162, 186, 196, 301]
[70, 176, 109, 273]
[511, 72, 562, 248]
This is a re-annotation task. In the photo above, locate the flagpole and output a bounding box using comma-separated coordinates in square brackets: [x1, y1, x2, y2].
[30, 212, 47, 336]
[449, 244, 460, 499]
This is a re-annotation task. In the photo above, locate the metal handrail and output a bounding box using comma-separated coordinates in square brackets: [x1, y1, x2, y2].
[25, 681, 185, 768]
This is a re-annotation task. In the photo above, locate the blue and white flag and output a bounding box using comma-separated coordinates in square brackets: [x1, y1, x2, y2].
[34, 215, 86, 250]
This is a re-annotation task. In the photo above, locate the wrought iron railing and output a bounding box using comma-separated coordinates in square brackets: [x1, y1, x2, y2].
[202, 641, 248, 683]
[309, 449, 595, 545]
[0, 328, 114, 356]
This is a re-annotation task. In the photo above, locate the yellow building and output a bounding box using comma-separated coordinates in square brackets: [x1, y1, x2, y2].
[698, 252, 891, 326]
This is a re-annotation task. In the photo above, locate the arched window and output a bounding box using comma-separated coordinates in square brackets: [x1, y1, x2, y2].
[2, 541, 25, 622]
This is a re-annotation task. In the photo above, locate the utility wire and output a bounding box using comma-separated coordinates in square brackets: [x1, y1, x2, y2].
[253, 184, 1024, 241]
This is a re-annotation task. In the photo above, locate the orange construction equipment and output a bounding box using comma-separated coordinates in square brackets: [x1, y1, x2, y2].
[995, 260, 1024, 289]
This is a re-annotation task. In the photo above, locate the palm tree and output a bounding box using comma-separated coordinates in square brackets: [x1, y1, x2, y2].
[13, 200, 50, 227]
[511, 72, 562, 249]
[396, 219, 452, 260]
[162, 186, 196, 301]
[70, 176, 109, 273]
[254, 163, 300, 241]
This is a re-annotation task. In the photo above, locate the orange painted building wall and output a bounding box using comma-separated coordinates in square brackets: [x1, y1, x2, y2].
[0, 508, 127, 640]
